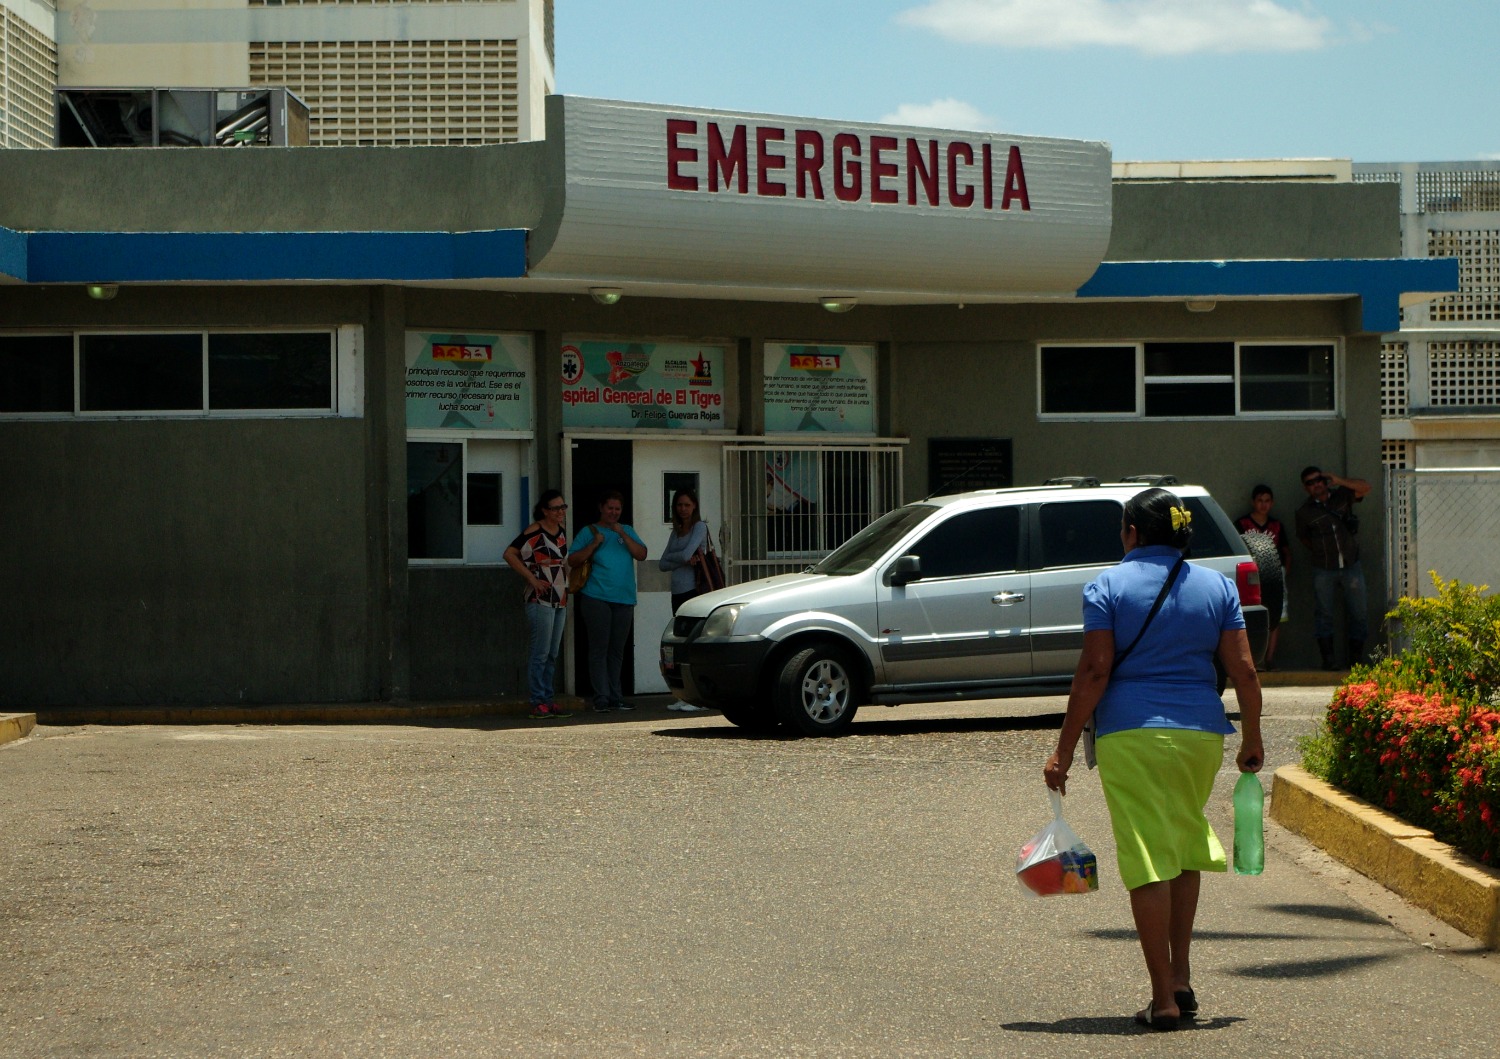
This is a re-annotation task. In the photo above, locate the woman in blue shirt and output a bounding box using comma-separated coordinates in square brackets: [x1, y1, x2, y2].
[568, 489, 647, 713]
[1044, 488, 1263, 1032]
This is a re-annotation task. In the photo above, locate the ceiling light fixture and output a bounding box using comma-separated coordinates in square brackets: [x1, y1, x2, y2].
[1184, 299, 1216, 313]
[818, 296, 858, 314]
[86, 283, 119, 301]
[589, 287, 623, 306]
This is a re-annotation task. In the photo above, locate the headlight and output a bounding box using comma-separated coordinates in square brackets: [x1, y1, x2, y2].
[702, 604, 743, 638]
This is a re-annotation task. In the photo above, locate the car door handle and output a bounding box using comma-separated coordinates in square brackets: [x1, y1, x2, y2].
[992, 592, 1026, 605]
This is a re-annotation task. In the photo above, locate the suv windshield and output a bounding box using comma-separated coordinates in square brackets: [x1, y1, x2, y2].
[811, 504, 936, 575]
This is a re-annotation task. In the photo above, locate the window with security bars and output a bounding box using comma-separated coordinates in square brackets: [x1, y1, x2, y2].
[722, 444, 905, 581]
[1382, 441, 1410, 470]
[1427, 340, 1500, 408]
[2, 7, 55, 149]
[1381, 342, 1408, 418]
[250, 37, 520, 145]
[1425, 230, 1500, 323]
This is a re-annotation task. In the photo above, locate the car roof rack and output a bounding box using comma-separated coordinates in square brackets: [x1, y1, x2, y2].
[1119, 474, 1179, 486]
[1043, 476, 1101, 488]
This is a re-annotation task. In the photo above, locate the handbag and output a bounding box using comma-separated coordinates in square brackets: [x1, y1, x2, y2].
[567, 528, 594, 596]
[1081, 554, 1185, 769]
[694, 527, 726, 594]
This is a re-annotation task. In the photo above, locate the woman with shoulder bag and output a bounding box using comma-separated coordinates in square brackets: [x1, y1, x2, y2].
[568, 489, 647, 714]
[1043, 488, 1263, 1032]
[658, 488, 711, 616]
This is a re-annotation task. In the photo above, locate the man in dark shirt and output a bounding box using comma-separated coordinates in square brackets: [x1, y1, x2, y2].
[1294, 465, 1372, 670]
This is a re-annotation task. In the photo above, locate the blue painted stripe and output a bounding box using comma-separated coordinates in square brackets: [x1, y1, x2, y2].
[0, 224, 26, 282]
[1079, 258, 1460, 332]
[22, 229, 527, 283]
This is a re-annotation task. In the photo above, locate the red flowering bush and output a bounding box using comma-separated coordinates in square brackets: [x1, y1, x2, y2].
[1307, 575, 1500, 865]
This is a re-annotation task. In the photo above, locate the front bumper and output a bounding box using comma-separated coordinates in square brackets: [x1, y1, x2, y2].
[660, 635, 776, 710]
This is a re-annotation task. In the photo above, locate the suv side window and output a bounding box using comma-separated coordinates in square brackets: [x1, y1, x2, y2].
[1037, 500, 1123, 568]
[1181, 496, 1233, 557]
[907, 507, 1022, 579]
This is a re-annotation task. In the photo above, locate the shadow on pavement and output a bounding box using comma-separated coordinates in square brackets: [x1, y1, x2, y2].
[1230, 951, 1400, 978]
[1264, 901, 1391, 925]
[1002, 1015, 1245, 1035]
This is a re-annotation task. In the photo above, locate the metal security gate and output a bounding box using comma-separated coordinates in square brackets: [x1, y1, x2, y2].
[1386, 467, 1500, 602]
[721, 442, 906, 582]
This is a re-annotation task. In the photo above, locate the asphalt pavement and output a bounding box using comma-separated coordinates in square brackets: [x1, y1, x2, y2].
[2, 688, 1495, 1058]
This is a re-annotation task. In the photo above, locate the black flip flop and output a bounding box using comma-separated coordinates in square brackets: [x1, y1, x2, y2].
[1175, 988, 1199, 1019]
[1135, 1007, 1180, 1032]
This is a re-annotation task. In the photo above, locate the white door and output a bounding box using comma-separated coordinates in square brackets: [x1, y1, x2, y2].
[631, 440, 725, 693]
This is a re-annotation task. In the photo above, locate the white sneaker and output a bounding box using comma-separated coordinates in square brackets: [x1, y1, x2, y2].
[677, 703, 707, 713]
[666, 702, 685, 711]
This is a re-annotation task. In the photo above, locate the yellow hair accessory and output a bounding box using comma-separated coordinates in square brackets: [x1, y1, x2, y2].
[1170, 506, 1192, 531]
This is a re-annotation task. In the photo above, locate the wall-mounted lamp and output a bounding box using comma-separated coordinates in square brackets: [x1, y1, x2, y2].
[818, 296, 858, 314]
[86, 283, 119, 301]
[1184, 299, 1216, 313]
[589, 287, 623, 306]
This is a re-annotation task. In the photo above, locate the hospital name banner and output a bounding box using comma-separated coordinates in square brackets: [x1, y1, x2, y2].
[561, 339, 727, 429]
[404, 332, 533, 431]
[764, 343, 875, 434]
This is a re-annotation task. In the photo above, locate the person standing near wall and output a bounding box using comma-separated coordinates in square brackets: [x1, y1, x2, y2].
[503, 489, 573, 720]
[1235, 484, 1290, 671]
[1294, 465, 1372, 670]
[569, 489, 647, 713]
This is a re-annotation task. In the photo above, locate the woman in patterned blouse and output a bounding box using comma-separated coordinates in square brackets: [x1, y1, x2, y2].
[504, 489, 573, 719]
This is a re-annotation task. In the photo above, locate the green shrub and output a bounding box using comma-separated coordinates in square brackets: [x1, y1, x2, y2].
[1385, 572, 1500, 705]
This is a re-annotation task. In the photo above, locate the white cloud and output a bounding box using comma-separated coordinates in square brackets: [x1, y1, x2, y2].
[879, 98, 998, 131]
[898, 0, 1335, 56]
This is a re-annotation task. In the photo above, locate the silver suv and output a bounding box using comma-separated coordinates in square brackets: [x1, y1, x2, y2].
[660, 478, 1268, 736]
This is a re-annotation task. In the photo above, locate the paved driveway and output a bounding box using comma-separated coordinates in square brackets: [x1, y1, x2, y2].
[2, 690, 1495, 1057]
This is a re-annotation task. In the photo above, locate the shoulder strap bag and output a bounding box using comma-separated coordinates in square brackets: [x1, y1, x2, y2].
[1082, 554, 1186, 770]
[694, 526, 726, 594]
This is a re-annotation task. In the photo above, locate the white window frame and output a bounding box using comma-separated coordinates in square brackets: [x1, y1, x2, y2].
[1036, 339, 1342, 420]
[0, 326, 361, 420]
[405, 430, 536, 567]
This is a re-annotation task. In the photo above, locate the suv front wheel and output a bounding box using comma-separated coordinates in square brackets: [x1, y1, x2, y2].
[774, 644, 861, 737]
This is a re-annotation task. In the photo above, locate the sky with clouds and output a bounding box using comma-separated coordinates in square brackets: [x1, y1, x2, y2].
[554, 0, 1494, 162]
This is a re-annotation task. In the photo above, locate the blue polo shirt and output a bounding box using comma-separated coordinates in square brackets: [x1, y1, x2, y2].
[1082, 545, 1244, 737]
[571, 523, 645, 606]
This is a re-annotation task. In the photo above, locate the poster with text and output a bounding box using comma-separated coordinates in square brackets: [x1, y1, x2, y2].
[561, 339, 726, 429]
[763, 343, 875, 433]
[404, 331, 533, 431]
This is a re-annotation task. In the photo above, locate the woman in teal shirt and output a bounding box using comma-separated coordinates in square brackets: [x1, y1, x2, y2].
[568, 489, 647, 713]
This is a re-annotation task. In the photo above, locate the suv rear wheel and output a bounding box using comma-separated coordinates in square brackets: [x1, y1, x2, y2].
[774, 644, 861, 737]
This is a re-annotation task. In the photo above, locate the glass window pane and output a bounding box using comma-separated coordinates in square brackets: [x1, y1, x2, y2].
[80, 333, 203, 411]
[1144, 341, 1234, 376]
[1038, 500, 1124, 568]
[1040, 346, 1136, 413]
[467, 472, 501, 526]
[208, 332, 332, 410]
[908, 507, 1021, 579]
[1144, 381, 1236, 417]
[1181, 496, 1236, 559]
[1240, 343, 1335, 411]
[407, 442, 464, 560]
[0, 335, 74, 413]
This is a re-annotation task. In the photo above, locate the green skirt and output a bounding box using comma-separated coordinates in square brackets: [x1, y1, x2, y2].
[1095, 728, 1227, 890]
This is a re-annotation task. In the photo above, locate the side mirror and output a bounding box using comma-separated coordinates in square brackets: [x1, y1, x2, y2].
[887, 554, 922, 587]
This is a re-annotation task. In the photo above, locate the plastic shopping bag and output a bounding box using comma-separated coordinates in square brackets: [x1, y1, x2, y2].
[1016, 790, 1099, 896]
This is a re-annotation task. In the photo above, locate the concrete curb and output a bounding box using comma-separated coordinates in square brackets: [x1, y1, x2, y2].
[0, 713, 37, 747]
[1271, 764, 1500, 950]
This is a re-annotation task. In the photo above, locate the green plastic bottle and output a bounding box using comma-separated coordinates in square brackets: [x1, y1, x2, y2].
[1233, 771, 1265, 876]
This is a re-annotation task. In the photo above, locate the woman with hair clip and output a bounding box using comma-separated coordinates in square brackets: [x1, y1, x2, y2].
[1043, 488, 1263, 1032]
